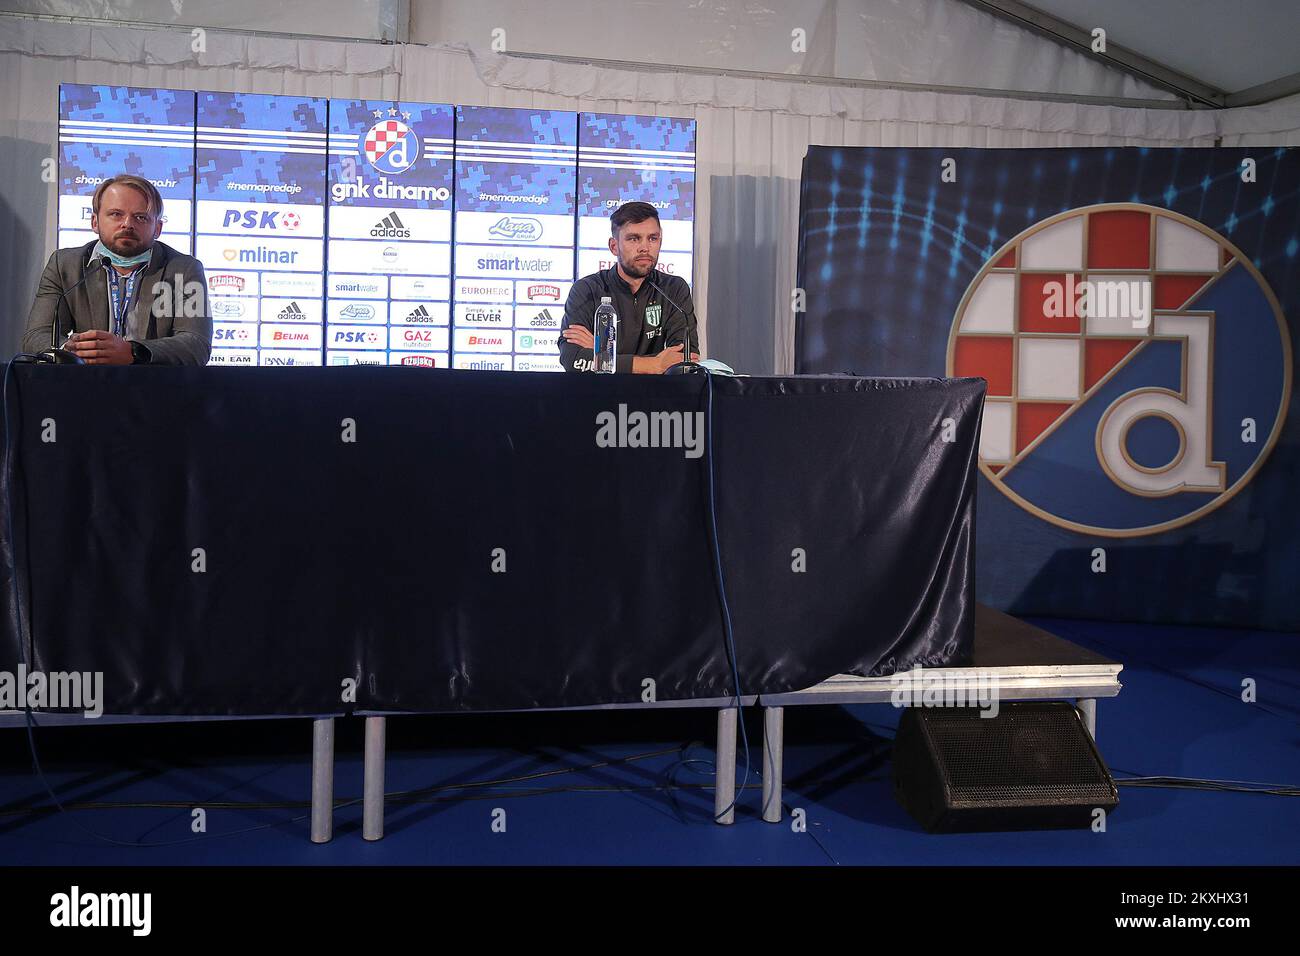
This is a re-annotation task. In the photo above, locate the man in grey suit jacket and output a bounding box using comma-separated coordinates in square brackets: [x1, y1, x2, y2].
[22, 174, 212, 366]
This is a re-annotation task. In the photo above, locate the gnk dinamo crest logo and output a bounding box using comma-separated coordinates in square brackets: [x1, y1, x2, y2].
[948, 204, 1292, 537]
[362, 119, 420, 174]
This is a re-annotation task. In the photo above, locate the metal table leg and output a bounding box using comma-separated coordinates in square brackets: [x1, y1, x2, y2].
[310, 717, 335, 844]
[762, 706, 784, 823]
[363, 716, 386, 841]
[714, 707, 738, 825]
[1076, 698, 1097, 741]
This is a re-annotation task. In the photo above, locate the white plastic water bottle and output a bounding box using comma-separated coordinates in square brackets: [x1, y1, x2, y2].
[593, 296, 618, 373]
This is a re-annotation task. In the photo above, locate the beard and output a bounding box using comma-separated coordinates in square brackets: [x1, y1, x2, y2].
[620, 255, 655, 278]
[102, 231, 153, 257]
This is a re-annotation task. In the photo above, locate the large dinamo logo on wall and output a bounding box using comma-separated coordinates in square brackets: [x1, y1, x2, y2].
[947, 203, 1292, 538]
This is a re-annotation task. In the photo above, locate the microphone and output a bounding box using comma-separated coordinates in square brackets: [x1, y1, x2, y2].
[36, 253, 101, 365]
[644, 271, 702, 375]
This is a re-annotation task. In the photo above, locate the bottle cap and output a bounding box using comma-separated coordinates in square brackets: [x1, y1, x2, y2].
[600, 296, 612, 304]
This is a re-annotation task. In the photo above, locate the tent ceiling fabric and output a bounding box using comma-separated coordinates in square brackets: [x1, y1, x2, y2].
[410, 0, 1180, 105]
[972, 0, 1300, 104]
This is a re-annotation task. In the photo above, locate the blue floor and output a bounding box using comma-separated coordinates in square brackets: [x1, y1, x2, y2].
[1, 617, 1297, 865]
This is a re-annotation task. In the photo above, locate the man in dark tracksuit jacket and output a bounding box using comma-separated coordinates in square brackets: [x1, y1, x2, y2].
[558, 201, 699, 373]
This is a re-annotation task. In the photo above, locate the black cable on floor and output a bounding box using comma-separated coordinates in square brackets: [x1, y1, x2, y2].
[1112, 772, 1299, 796]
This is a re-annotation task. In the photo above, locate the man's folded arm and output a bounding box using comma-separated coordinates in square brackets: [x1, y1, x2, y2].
[559, 281, 598, 372]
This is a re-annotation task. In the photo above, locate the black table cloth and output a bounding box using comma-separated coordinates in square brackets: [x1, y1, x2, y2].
[1, 365, 983, 715]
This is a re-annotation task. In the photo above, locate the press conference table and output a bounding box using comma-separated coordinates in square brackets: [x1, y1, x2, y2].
[3, 364, 1064, 840]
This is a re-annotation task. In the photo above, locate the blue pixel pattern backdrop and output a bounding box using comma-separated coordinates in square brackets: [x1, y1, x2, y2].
[57, 84, 195, 255]
[577, 113, 696, 286]
[796, 147, 1299, 631]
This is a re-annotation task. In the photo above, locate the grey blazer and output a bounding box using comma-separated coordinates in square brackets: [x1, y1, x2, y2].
[22, 240, 212, 366]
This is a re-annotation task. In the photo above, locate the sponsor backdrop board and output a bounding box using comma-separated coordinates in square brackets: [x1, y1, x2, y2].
[795, 146, 1299, 630]
[453, 105, 578, 372]
[58, 84, 195, 256]
[54, 86, 696, 372]
[326, 99, 454, 368]
[196, 91, 327, 367]
[577, 112, 696, 289]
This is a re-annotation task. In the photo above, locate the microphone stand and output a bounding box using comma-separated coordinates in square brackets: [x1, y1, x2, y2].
[36, 254, 100, 365]
[645, 272, 703, 375]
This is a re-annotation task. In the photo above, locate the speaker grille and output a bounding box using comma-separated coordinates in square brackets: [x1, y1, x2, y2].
[919, 704, 1116, 807]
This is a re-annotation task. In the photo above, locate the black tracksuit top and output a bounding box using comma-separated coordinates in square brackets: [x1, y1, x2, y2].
[557, 266, 699, 372]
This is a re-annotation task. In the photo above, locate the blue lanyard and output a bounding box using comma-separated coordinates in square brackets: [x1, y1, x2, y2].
[105, 266, 143, 337]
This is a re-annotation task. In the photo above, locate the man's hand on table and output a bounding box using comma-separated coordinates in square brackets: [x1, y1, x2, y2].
[65, 330, 134, 365]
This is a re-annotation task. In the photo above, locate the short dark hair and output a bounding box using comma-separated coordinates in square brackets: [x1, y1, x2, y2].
[610, 201, 660, 237]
